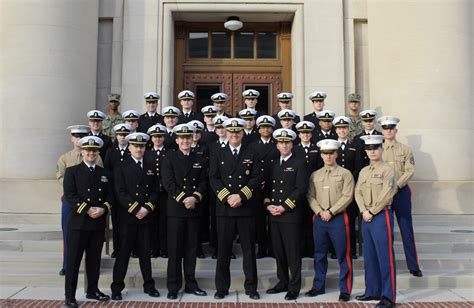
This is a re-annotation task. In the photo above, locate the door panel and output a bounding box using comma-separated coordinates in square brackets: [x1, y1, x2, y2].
[183, 72, 282, 116]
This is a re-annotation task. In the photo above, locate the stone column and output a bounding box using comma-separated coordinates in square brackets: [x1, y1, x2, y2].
[0, 0, 99, 179]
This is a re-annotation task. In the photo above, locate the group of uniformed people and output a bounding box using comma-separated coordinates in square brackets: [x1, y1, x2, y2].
[57, 89, 422, 308]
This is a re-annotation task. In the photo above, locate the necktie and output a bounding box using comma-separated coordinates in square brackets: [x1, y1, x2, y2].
[233, 148, 238, 160]
[137, 161, 142, 168]
[89, 166, 95, 172]
[341, 142, 345, 151]
[156, 149, 161, 156]
[304, 146, 309, 154]
[185, 113, 189, 118]
[221, 142, 226, 147]
[120, 149, 125, 156]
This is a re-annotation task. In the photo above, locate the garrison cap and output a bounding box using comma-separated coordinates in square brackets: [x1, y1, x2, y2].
[277, 92, 294, 102]
[277, 109, 296, 120]
[211, 93, 228, 102]
[188, 120, 205, 131]
[79, 136, 104, 149]
[238, 108, 257, 120]
[223, 118, 246, 132]
[126, 132, 149, 145]
[333, 116, 351, 127]
[201, 105, 219, 116]
[108, 93, 121, 102]
[360, 135, 385, 149]
[87, 110, 106, 121]
[122, 110, 140, 121]
[173, 123, 195, 136]
[213, 115, 229, 127]
[256, 115, 276, 128]
[309, 91, 327, 101]
[178, 90, 195, 100]
[144, 92, 160, 101]
[317, 139, 340, 153]
[295, 121, 315, 132]
[317, 110, 336, 121]
[273, 128, 296, 142]
[147, 124, 166, 136]
[162, 106, 181, 117]
[242, 89, 260, 99]
[67, 125, 90, 137]
[348, 93, 361, 102]
[359, 109, 378, 121]
[113, 123, 134, 134]
[377, 116, 400, 129]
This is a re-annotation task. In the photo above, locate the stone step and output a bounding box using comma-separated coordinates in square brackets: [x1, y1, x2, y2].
[2, 238, 473, 255]
[1, 224, 473, 243]
[0, 266, 472, 290]
[1, 251, 473, 271]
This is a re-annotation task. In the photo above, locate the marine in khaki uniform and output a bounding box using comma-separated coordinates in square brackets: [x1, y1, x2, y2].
[102, 94, 124, 139]
[354, 135, 397, 308]
[378, 116, 422, 277]
[56, 125, 103, 276]
[63, 136, 112, 307]
[346, 93, 364, 140]
[306, 139, 354, 302]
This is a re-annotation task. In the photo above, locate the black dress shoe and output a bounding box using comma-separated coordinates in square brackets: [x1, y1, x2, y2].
[167, 292, 178, 300]
[355, 294, 381, 301]
[330, 253, 337, 259]
[111, 293, 122, 301]
[131, 252, 138, 258]
[410, 269, 423, 277]
[212, 253, 217, 259]
[197, 253, 206, 259]
[305, 289, 325, 297]
[214, 291, 229, 299]
[245, 290, 260, 300]
[185, 288, 207, 296]
[160, 252, 168, 258]
[151, 251, 160, 258]
[111, 251, 117, 258]
[351, 254, 358, 260]
[59, 268, 66, 276]
[338, 292, 350, 302]
[65, 298, 78, 307]
[86, 291, 110, 301]
[230, 252, 236, 259]
[284, 291, 299, 300]
[256, 252, 267, 259]
[145, 288, 160, 297]
[266, 286, 287, 294]
[376, 297, 395, 307]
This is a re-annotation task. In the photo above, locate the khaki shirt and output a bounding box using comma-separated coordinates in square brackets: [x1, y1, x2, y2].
[348, 116, 364, 140]
[355, 161, 397, 215]
[382, 140, 415, 188]
[56, 149, 103, 185]
[102, 114, 124, 138]
[307, 164, 354, 215]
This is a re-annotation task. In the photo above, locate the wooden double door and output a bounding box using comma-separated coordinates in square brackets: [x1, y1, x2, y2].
[184, 72, 282, 116]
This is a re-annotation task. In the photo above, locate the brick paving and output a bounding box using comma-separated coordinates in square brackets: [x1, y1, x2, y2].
[0, 300, 473, 308]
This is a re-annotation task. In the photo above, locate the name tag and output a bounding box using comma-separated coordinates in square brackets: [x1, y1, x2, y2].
[372, 174, 382, 178]
[323, 186, 329, 189]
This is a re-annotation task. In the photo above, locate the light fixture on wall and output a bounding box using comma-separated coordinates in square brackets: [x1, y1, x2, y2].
[224, 16, 243, 31]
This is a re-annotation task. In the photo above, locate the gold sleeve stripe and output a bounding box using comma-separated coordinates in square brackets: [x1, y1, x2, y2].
[241, 186, 252, 199]
[193, 191, 203, 201]
[217, 188, 231, 202]
[285, 198, 296, 209]
[128, 201, 139, 213]
[77, 202, 87, 214]
[175, 191, 186, 202]
[104, 202, 112, 212]
[145, 202, 155, 211]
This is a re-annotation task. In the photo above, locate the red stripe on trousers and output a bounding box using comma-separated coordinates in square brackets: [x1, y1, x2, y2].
[343, 211, 353, 294]
[384, 208, 396, 303]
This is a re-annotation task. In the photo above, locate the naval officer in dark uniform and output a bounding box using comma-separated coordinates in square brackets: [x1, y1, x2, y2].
[138, 92, 164, 133]
[63, 136, 113, 307]
[111, 132, 160, 300]
[264, 128, 309, 301]
[209, 117, 262, 300]
[161, 123, 208, 299]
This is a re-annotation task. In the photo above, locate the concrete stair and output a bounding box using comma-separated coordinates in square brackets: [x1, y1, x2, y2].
[0, 215, 473, 290]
